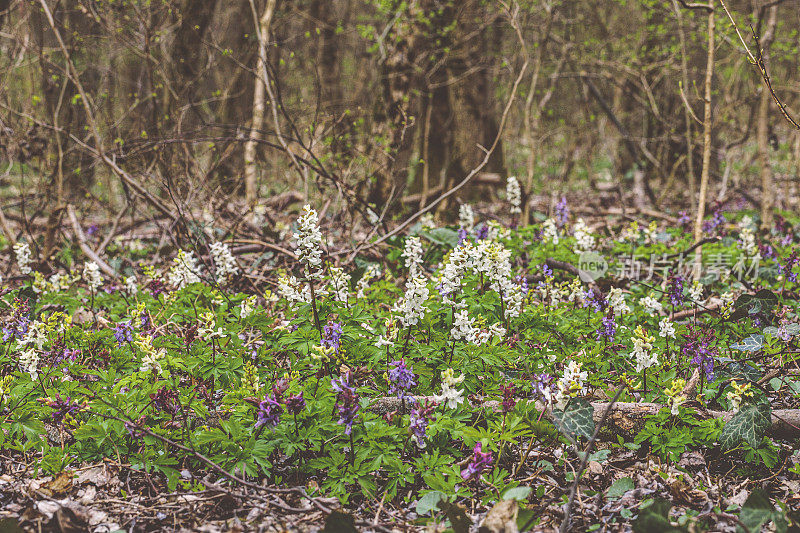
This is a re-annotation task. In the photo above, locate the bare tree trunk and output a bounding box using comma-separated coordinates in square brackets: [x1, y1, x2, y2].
[757, 5, 778, 229]
[244, 0, 278, 205]
[673, 0, 697, 209]
[693, 6, 715, 280]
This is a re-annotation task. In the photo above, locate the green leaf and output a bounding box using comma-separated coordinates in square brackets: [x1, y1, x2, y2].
[730, 335, 764, 352]
[720, 402, 771, 450]
[501, 486, 532, 501]
[552, 398, 595, 440]
[420, 227, 460, 248]
[737, 490, 786, 533]
[606, 477, 634, 500]
[632, 498, 685, 533]
[416, 490, 447, 516]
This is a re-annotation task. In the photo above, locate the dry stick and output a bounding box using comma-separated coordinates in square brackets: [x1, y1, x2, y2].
[717, 0, 800, 131]
[36, 0, 177, 222]
[66, 205, 117, 278]
[344, 3, 529, 261]
[559, 386, 625, 533]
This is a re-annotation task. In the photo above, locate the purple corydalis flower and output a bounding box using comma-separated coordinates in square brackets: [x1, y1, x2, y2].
[3, 315, 31, 342]
[409, 399, 437, 448]
[332, 374, 360, 435]
[583, 288, 606, 312]
[555, 196, 569, 227]
[542, 264, 553, 278]
[532, 373, 555, 402]
[668, 274, 685, 307]
[86, 224, 99, 236]
[596, 315, 616, 341]
[703, 208, 727, 235]
[150, 387, 179, 414]
[677, 211, 691, 227]
[388, 358, 417, 399]
[476, 225, 489, 240]
[457, 228, 469, 246]
[113, 321, 134, 347]
[681, 326, 717, 382]
[779, 249, 799, 283]
[255, 395, 283, 428]
[47, 395, 81, 426]
[516, 275, 529, 296]
[285, 392, 306, 415]
[501, 383, 516, 413]
[52, 348, 80, 365]
[461, 442, 493, 481]
[323, 321, 343, 354]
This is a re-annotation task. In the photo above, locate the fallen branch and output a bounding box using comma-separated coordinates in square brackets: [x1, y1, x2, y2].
[369, 396, 800, 439]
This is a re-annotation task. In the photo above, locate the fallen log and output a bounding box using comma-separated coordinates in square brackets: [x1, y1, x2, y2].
[369, 396, 800, 439]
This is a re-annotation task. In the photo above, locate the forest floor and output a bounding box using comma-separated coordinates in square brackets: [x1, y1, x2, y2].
[2, 189, 799, 533]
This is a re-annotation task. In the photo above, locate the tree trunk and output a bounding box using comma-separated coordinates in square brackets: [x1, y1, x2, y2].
[244, 0, 278, 205]
[757, 5, 778, 229]
[693, 6, 715, 280]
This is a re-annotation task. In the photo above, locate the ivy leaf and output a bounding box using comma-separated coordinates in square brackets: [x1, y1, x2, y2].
[737, 490, 787, 533]
[416, 491, 447, 516]
[730, 335, 764, 352]
[552, 398, 594, 440]
[632, 498, 685, 533]
[420, 227, 460, 248]
[719, 402, 771, 450]
[606, 477, 634, 500]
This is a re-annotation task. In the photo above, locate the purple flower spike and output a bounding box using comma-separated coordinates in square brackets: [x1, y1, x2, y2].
[255, 395, 283, 428]
[461, 442, 493, 481]
[388, 358, 417, 399]
[332, 374, 360, 435]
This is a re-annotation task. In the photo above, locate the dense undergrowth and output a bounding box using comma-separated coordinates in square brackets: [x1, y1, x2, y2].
[3, 197, 800, 531]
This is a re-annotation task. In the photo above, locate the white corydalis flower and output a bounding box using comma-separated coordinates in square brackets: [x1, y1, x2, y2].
[554, 360, 588, 410]
[640, 295, 663, 316]
[459, 204, 475, 231]
[294, 204, 324, 275]
[124, 275, 138, 296]
[737, 216, 761, 260]
[328, 266, 349, 303]
[13, 242, 33, 275]
[402, 236, 424, 278]
[167, 250, 202, 289]
[631, 326, 658, 372]
[435, 368, 465, 409]
[20, 348, 39, 380]
[277, 273, 310, 303]
[607, 287, 630, 314]
[240, 295, 256, 319]
[658, 317, 675, 339]
[506, 176, 522, 215]
[572, 218, 596, 254]
[393, 276, 429, 327]
[83, 261, 103, 291]
[210, 242, 239, 283]
[542, 218, 559, 245]
[356, 264, 380, 298]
